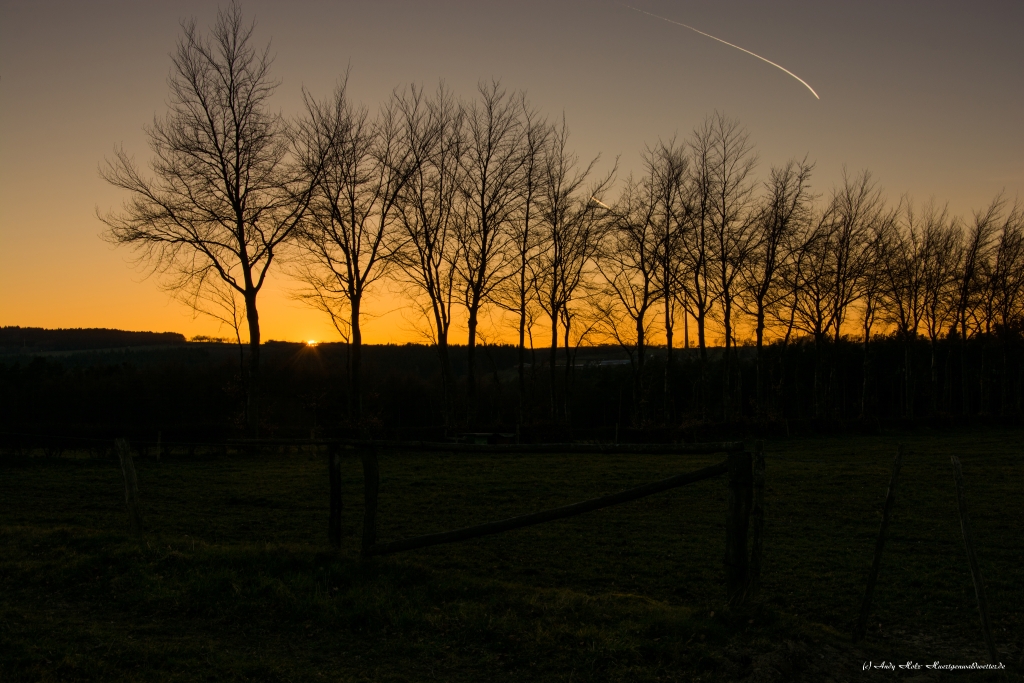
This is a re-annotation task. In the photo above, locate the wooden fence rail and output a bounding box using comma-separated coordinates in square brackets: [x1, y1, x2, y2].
[320, 440, 757, 605]
[109, 436, 759, 606]
[229, 438, 745, 456]
[364, 459, 731, 557]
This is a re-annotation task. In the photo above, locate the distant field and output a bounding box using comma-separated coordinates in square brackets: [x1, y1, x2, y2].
[1, 430, 1022, 681]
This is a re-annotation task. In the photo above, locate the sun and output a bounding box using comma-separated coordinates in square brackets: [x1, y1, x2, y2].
[306, 340, 318, 347]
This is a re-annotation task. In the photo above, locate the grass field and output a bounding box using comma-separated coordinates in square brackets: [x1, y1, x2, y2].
[1, 430, 1022, 681]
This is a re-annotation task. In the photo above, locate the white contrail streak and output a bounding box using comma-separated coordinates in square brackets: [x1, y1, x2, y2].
[621, 3, 820, 100]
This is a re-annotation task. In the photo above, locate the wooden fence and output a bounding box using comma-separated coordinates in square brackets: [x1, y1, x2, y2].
[302, 439, 765, 606]
[46, 432, 1011, 654]
[29, 433, 765, 606]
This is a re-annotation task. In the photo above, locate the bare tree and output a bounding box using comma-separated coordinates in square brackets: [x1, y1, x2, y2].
[919, 204, 962, 413]
[534, 117, 613, 420]
[391, 84, 466, 425]
[644, 139, 690, 419]
[293, 80, 415, 423]
[987, 201, 1024, 336]
[457, 81, 526, 410]
[794, 170, 885, 416]
[704, 113, 758, 420]
[856, 216, 888, 419]
[740, 159, 814, 417]
[768, 218, 818, 417]
[494, 101, 550, 420]
[828, 172, 887, 341]
[876, 199, 927, 417]
[594, 173, 658, 423]
[980, 199, 1023, 414]
[558, 296, 603, 428]
[953, 197, 1001, 414]
[99, 3, 317, 434]
[679, 121, 720, 419]
[790, 206, 836, 417]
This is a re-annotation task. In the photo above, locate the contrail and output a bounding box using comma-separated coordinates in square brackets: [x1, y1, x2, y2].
[621, 3, 820, 100]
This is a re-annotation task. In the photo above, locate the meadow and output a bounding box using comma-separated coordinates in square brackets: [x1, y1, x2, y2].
[1, 430, 1022, 681]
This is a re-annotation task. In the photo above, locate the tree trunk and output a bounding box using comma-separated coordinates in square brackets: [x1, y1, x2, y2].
[1011, 348, 1019, 417]
[466, 301, 479, 424]
[929, 337, 939, 416]
[722, 295, 732, 422]
[978, 341, 987, 415]
[664, 297, 673, 423]
[829, 329, 842, 419]
[860, 324, 871, 419]
[436, 331, 453, 429]
[904, 336, 914, 419]
[945, 339, 954, 413]
[813, 332, 824, 420]
[518, 300, 527, 422]
[755, 307, 765, 418]
[549, 310, 559, 421]
[244, 288, 261, 437]
[776, 341, 788, 420]
[960, 320, 969, 416]
[563, 316, 573, 425]
[696, 311, 707, 421]
[634, 315, 646, 426]
[350, 296, 363, 424]
[999, 339, 1008, 417]
[683, 297, 690, 349]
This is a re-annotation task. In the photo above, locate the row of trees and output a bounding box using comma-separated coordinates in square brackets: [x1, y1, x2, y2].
[290, 78, 619, 427]
[101, 5, 1023, 432]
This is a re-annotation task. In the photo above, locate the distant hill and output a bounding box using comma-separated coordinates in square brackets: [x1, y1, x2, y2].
[0, 326, 186, 353]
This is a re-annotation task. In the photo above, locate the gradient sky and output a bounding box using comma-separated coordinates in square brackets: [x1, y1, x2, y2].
[2, 0, 1022, 344]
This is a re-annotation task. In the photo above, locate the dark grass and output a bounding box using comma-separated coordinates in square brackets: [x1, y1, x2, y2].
[1, 430, 1022, 681]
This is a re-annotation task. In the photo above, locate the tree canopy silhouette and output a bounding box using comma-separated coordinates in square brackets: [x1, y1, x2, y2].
[99, 3, 319, 433]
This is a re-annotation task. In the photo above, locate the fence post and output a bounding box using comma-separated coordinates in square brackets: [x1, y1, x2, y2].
[725, 447, 753, 604]
[328, 443, 343, 548]
[115, 438, 142, 537]
[950, 456, 998, 664]
[361, 446, 379, 555]
[854, 445, 904, 642]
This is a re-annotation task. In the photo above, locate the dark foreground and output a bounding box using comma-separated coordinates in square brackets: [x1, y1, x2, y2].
[1, 431, 1022, 681]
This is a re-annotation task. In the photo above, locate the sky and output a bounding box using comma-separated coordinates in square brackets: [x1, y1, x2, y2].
[1, 0, 1022, 344]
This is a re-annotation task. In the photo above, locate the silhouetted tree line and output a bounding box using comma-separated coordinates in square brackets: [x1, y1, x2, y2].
[98, 5, 1023, 435]
[0, 327, 185, 353]
[1, 332, 1021, 457]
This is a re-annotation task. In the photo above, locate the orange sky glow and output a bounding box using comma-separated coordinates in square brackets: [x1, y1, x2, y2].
[2, 1, 1021, 344]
